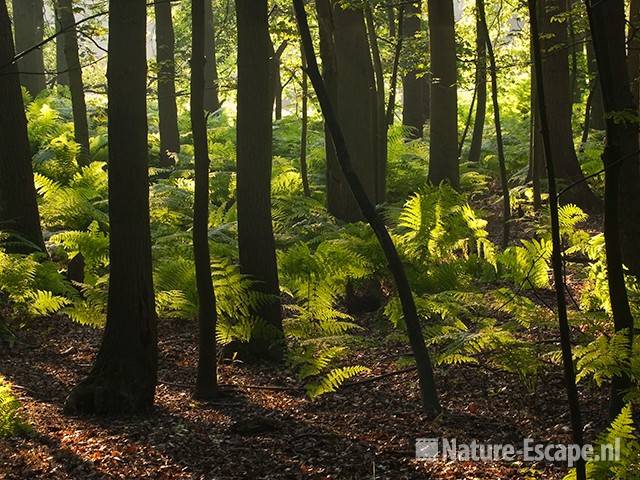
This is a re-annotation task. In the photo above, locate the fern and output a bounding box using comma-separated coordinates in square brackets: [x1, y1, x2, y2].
[305, 366, 370, 399]
[0, 377, 29, 438]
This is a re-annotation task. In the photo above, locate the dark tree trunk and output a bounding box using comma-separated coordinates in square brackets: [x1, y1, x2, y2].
[386, 5, 404, 126]
[269, 40, 288, 121]
[529, 2, 586, 478]
[627, 0, 640, 106]
[477, 0, 510, 247]
[64, 0, 157, 416]
[531, 61, 545, 211]
[585, 0, 637, 421]
[55, 15, 68, 86]
[427, 0, 458, 187]
[326, 1, 379, 222]
[154, 0, 180, 166]
[299, 42, 311, 197]
[294, 0, 441, 415]
[468, 0, 487, 163]
[402, 0, 425, 138]
[364, 1, 387, 204]
[539, 0, 600, 212]
[0, 0, 45, 254]
[204, 0, 221, 113]
[192, 0, 218, 400]
[235, 0, 284, 361]
[56, 0, 90, 167]
[586, 37, 606, 130]
[11, 0, 46, 97]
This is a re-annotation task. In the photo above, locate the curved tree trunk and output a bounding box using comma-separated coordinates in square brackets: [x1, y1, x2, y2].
[64, 0, 157, 415]
[0, 0, 45, 254]
[56, 0, 90, 166]
[468, 0, 487, 163]
[204, 0, 221, 113]
[427, 0, 458, 187]
[11, 0, 46, 97]
[192, 0, 218, 400]
[236, 0, 284, 361]
[539, 0, 600, 212]
[154, 0, 180, 166]
[402, 0, 425, 139]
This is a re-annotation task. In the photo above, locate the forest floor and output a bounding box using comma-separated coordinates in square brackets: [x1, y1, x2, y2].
[0, 312, 610, 479]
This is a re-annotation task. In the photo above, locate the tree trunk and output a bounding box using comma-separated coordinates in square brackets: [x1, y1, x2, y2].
[627, 0, 640, 106]
[427, 0, 458, 187]
[235, 0, 284, 361]
[203, 0, 221, 113]
[154, 0, 180, 166]
[0, 0, 45, 254]
[56, 0, 90, 167]
[299, 41, 311, 197]
[468, 0, 487, 163]
[64, 0, 157, 416]
[529, 2, 586, 478]
[402, 0, 425, 138]
[477, 0, 510, 246]
[269, 40, 288, 121]
[364, 0, 387, 204]
[386, 5, 404, 126]
[294, 0, 441, 415]
[538, 0, 600, 212]
[192, 0, 218, 401]
[585, 0, 637, 421]
[326, 1, 379, 222]
[586, 37, 606, 130]
[55, 15, 68, 86]
[11, 0, 46, 97]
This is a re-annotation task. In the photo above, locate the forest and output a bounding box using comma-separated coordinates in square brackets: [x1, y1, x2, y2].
[0, 0, 639, 478]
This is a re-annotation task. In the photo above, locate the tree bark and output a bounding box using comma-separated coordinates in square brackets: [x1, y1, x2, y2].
[529, 2, 586, 478]
[56, 0, 90, 167]
[627, 0, 640, 106]
[538, 0, 600, 212]
[192, 0, 218, 400]
[427, 0, 459, 187]
[326, 1, 379, 222]
[585, 0, 637, 421]
[294, 0, 441, 415]
[64, 0, 157, 415]
[386, 5, 404, 126]
[468, 0, 487, 163]
[55, 15, 68, 86]
[299, 42, 311, 197]
[204, 0, 221, 113]
[0, 0, 45, 254]
[11, 0, 46, 97]
[154, 0, 180, 166]
[235, 0, 284, 361]
[402, 0, 425, 138]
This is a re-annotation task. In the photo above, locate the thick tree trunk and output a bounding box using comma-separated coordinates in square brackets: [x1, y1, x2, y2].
[0, 0, 45, 254]
[585, 0, 637, 421]
[11, 0, 46, 97]
[203, 0, 221, 113]
[294, 0, 441, 414]
[64, 0, 157, 415]
[154, 0, 180, 166]
[235, 0, 284, 361]
[192, 0, 218, 400]
[326, 1, 379, 222]
[529, 2, 586, 478]
[402, 1, 425, 138]
[56, 0, 90, 167]
[586, 37, 606, 130]
[427, 0, 458, 187]
[538, 0, 600, 212]
[468, 0, 487, 163]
